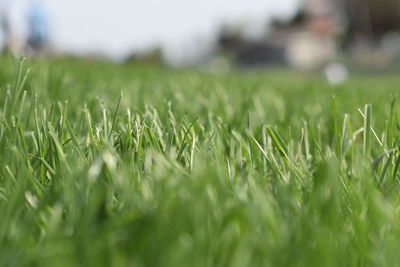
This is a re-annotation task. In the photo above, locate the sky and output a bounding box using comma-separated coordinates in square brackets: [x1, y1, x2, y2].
[1, 0, 301, 61]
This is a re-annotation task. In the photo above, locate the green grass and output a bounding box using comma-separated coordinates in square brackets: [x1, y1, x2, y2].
[1, 55, 400, 266]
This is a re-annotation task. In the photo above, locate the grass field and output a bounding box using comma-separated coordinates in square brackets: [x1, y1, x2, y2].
[1, 55, 400, 266]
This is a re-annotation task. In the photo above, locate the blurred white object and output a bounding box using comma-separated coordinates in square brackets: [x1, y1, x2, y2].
[286, 32, 337, 69]
[324, 62, 349, 85]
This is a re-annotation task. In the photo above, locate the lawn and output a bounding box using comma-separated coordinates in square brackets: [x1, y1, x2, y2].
[1, 55, 400, 266]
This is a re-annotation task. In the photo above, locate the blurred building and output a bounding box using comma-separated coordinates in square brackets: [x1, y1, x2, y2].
[216, 0, 340, 69]
[292, 0, 400, 50]
[286, 0, 340, 68]
[216, 0, 400, 69]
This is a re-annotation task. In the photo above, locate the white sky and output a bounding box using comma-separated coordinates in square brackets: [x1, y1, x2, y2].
[1, 0, 301, 61]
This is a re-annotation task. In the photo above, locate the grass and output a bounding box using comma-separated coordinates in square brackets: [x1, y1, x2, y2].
[1, 55, 400, 266]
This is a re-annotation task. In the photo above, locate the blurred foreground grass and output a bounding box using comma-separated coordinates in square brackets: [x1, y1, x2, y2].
[1, 56, 400, 266]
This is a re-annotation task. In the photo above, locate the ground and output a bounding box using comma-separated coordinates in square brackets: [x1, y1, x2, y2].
[1, 55, 400, 266]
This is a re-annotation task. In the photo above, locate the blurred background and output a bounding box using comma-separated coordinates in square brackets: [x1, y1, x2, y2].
[0, 0, 400, 77]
